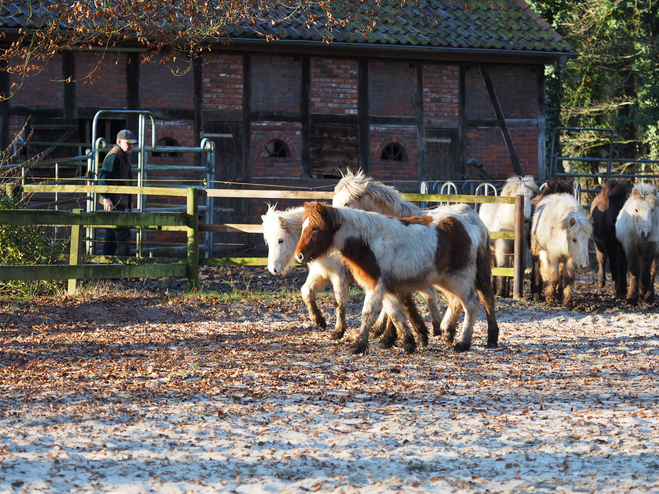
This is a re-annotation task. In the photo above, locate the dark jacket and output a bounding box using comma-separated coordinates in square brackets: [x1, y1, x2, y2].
[98, 146, 133, 210]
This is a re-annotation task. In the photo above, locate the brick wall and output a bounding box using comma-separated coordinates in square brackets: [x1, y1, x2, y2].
[203, 54, 243, 111]
[422, 64, 459, 119]
[251, 122, 302, 178]
[466, 65, 538, 120]
[467, 127, 540, 180]
[310, 58, 358, 115]
[9, 55, 62, 107]
[251, 55, 300, 113]
[76, 52, 127, 109]
[370, 126, 418, 181]
[369, 61, 415, 117]
[140, 57, 194, 110]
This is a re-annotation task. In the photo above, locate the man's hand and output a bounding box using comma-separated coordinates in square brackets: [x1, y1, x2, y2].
[103, 198, 114, 211]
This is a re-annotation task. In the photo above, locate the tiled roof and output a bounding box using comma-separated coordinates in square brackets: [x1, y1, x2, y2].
[226, 0, 575, 55]
[0, 0, 575, 56]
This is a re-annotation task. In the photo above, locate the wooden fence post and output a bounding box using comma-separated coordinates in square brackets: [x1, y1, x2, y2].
[186, 187, 199, 293]
[68, 209, 83, 295]
[513, 195, 525, 299]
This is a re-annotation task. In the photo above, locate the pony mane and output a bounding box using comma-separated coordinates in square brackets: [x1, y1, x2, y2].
[262, 204, 304, 234]
[631, 182, 658, 204]
[501, 175, 539, 197]
[335, 169, 422, 217]
[602, 178, 632, 197]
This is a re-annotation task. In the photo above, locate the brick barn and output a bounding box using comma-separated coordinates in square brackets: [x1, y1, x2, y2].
[0, 0, 575, 253]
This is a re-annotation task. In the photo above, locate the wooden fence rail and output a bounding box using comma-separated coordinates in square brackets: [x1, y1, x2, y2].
[2, 185, 521, 296]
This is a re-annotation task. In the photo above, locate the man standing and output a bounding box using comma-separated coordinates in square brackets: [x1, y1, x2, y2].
[98, 129, 138, 256]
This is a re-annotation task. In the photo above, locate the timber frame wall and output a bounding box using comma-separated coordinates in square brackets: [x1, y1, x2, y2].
[3, 49, 548, 193]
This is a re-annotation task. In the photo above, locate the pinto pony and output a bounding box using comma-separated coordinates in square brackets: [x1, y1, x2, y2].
[332, 169, 442, 341]
[530, 193, 593, 309]
[295, 202, 499, 354]
[333, 169, 498, 349]
[262, 205, 351, 339]
[590, 179, 632, 299]
[478, 175, 538, 298]
[615, 183, 659, 305]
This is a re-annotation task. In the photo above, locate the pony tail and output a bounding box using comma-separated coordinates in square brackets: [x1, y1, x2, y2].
[476, 232, 495, 298]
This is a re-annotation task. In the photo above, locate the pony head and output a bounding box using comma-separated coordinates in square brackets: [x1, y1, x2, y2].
[261, 204, 303, 275]
[295, 202, 338, 264]
[333, 168, 421, 217]
[562, 213, 593, 270]
[627, 183, 659, 242]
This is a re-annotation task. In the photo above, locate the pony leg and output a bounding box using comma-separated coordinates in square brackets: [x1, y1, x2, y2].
[640, 243, 658, 303]
[301, 271, 329, 332]
[377, 314, 397, 349]
[418, 288, 443, 337]
[530, 252, 543, 302]
[328, 269, 350, 339]
[371, 310, 389, 338]
[626, 250, 641, 305]
[540, 251, 558, 305]
[439, 292, 462, 346]
[476, 241, 499, 349]
[612, 244, 628, 300]
[593, 239, 608, 288]
[400, 293, 429, 348]
[352, 284, 385, 354]
[561, 259, 576, 310]
[453, 288, 480, 353]
[383, 294, 417, 355]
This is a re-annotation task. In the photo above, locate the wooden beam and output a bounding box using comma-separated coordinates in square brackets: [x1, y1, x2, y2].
[478, 66, 524, 176]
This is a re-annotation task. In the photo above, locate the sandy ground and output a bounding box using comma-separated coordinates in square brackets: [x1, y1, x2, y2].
[1, 268, 659, 493]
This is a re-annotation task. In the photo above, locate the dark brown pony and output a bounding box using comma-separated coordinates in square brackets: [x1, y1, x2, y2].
[591, 179, 632, 299]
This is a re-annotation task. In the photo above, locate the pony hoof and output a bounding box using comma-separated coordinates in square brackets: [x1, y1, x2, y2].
[454, 342, 471, 352]
[328, 330, 345, 341]
[418, 338, 428, 349]
[486, 340, 498, 349]
[351, 343, 368, 355]
[432, 327, 442, 337]
[403, 342, 416, 355]
[378, 338, 395, 349]
[627, 297, 638, 306]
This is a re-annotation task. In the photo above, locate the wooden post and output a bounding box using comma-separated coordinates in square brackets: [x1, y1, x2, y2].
[186, 187, 199, 293]
[513, 195, 525, 299]
[68, 209, 83, 295]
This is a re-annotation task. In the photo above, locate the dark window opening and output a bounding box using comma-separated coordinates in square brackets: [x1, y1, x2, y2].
[264, 139, 290, 158]
[153, 137, 180, 157]
[381, 143, 407, 161]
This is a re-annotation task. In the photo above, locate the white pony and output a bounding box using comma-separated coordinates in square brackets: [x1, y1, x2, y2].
[478, 175, 538, 298]
[295, 201, 499, 354]
[262, 205, 351, 340]
[615, 183, 659, 305]
[333, 169, 498, 347]
[530, 193, 593, 309]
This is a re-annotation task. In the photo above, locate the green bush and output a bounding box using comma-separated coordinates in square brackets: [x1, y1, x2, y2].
[0, 189, 67, 296]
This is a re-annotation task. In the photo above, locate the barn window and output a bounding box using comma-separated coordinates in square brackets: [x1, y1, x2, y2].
[381, 143, 407, 161]
[153, 137, 180, 157]
[263, 139, 290, 158]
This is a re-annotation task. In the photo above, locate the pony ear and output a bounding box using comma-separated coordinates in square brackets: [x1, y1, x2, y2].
[569, 217, 576, 227]
[278, 217, 287, 230]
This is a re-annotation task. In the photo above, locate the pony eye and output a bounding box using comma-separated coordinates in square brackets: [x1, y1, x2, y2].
[278, 238, 284, 244]
[573, 238, 577, 243]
